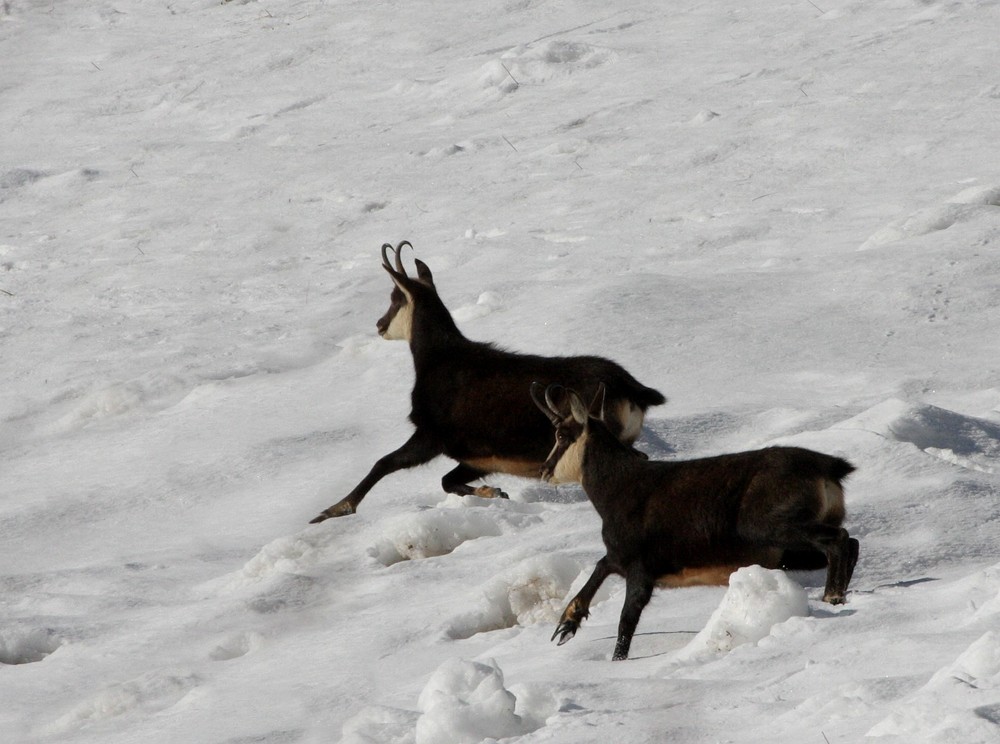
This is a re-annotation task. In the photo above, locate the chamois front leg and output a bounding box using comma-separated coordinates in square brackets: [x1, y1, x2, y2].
[441, 463, 509, 500]
[552, 556, 613, 646]
[310, 430, 442, 523]
[612, 563, 655, 661]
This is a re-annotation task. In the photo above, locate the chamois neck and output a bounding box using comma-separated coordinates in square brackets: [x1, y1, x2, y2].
[408, 299, 467, 361]
[580, 422, 643, 515]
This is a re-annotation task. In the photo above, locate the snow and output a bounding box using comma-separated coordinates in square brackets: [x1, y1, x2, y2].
[2, 0, 1000, 742]
[675, 566, 810, 660]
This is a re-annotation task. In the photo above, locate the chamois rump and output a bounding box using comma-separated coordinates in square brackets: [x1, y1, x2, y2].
[308, 242, 666, 523]
[532, 383, 859, 660]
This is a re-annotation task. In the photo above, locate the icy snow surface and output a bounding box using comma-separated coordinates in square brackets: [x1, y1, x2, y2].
[2, 0, 1000, 742]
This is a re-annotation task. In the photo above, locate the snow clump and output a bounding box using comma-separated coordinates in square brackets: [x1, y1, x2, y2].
[414, 658, 530, 744]
[678, 565, 810, 659]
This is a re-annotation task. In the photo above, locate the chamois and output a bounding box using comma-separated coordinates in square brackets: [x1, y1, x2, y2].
[308, 242, 666, 523]
[532, 383, 859, 660]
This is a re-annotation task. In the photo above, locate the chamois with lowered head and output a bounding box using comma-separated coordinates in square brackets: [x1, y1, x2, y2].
[532, 383, 859, 660]
[308, 242, 666, 523]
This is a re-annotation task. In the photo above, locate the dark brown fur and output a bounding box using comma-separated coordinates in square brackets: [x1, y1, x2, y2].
[308, 244, 665, 522]
[536, 384, 859, 660]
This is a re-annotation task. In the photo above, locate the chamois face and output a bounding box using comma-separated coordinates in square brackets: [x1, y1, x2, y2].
[375, 241, 435, 342]
[376, 282, 413, 341]
[541, 418, 588, 484]
[532, 383, 598, 484]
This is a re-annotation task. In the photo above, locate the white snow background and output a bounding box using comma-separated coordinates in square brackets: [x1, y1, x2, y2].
[2, 0, 1000, 742]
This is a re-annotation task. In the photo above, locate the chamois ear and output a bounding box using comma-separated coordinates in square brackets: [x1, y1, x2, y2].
[531, 382, 562, 425]
[414, 258, 435, 286]
[589, 382, 607, 422]
[567, 389, 590, 426]
[381, 266, 416, 306]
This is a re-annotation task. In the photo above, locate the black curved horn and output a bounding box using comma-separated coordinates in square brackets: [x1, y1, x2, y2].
[531, 382, 561, 425]
[545, 384, 567, 416]
[380, 243, 396, 271]
[393, 240, 413, 275]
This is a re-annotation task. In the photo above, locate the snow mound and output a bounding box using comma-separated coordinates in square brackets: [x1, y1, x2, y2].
[860, 183, 1000, 249]
[840, 399, 1000, 473]
[677, 566, 809, 659]
[340, 659, 552, 744]
[947, 183, 1000, 207]
[444, 553, 582, 639]
[370, 508, 503, 566]
[414, 658, 533, 744]
[868, 631, 1000, 742]
[451, 291, 503, 323]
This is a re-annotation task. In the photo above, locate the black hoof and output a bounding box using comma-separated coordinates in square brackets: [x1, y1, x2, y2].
[309, 502, 356, 523]
[551, 621, 579, 645]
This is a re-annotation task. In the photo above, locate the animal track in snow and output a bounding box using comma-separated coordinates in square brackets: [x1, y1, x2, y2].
[0, 168, 47, 197]
[42, 672, 201, 736]
[389, 39, 616, 117]
[369, 504, 503, 566]
[0, 626, 62, 665]
[860, 183, 1000, 249]
[203, 527, 341, 596]
[209, 631, 264, 661]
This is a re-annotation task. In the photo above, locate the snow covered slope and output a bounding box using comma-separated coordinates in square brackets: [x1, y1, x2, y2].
[2, 0, 999, 742]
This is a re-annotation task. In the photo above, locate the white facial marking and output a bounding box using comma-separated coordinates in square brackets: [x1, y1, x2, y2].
[381, 281, 414, 341]
[382, 302, 413, 341]
[550, 431, 587, 484]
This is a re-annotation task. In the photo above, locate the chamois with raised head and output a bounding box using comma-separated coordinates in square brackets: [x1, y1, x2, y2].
[532, 383, 859, 660]
[308, 242, 666, 523]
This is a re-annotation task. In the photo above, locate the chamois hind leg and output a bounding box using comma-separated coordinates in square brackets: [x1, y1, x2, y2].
[613, 562, 655, 661]
[442, 463, 508, 500]
[553, 556, 613, 646]
[822, 528, 859, 604]
[310, 430, 442, 523]
[786, 523, 858, 604]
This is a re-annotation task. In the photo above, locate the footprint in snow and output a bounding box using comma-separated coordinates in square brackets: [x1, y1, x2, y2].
[0, 626, 62, 665]
[41, 671, 200, 735]
[369, 506, 503, 566]
[209, 631, 264, 661]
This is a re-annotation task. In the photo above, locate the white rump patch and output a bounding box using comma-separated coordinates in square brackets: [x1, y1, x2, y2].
[614, 399, 645, 443]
